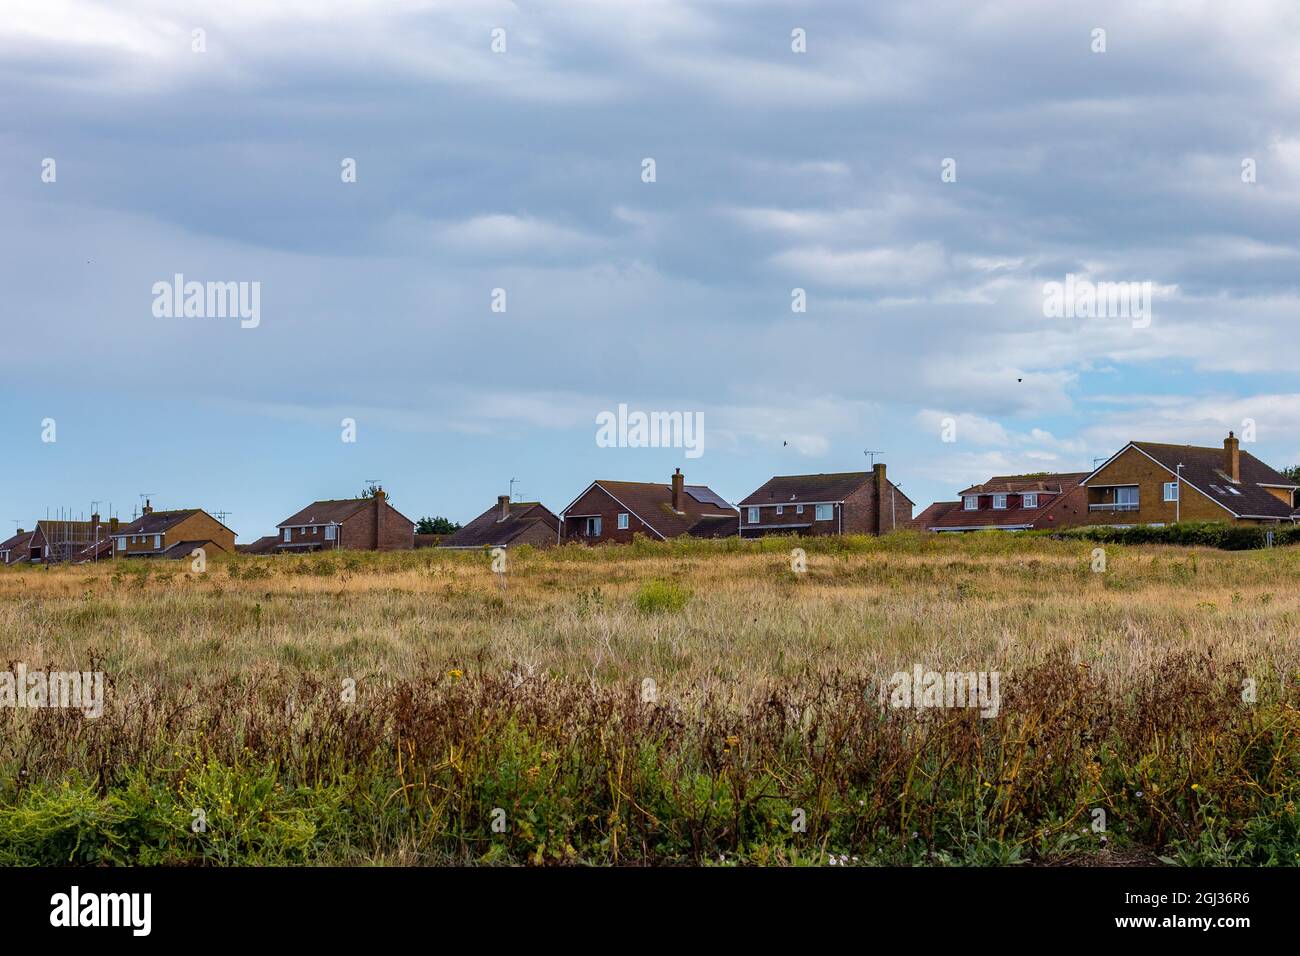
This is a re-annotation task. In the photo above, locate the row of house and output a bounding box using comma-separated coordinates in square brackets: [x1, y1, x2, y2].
[3, 432, 1294, 564]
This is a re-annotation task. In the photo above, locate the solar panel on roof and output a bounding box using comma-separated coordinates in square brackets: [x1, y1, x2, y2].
[683, 486, 732, 509]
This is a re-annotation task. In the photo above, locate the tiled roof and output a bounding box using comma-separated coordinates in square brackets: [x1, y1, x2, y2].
[115, 510, 200, 536]
[686, 513, 739, 538]
[158, 540, 217, 560]
[0, 530, 34, 552]
[924, 471, 1088, 530]
[1125, 442, 1296, 519]
[739, 472, 915, 507]
[587, 480, 736, 539]
[958, 472, 1088, 496]
[237, 535, 281, 555]
[277, 499, 372, 527]
[440, 502, 559, 548]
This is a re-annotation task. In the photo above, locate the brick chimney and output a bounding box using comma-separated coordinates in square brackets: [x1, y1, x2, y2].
[873, 463, 888, 534]
[1224, 431, 1240, 483]
[142, 499, 153, 515]
[671, 468, 684, 512]
[90, 512, 100, 527]
[498, 494, 510, 521]
[109, 517, 119, 532]
[373, 487, 386, 548]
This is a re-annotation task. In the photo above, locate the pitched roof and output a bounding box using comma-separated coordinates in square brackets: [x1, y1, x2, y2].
[440, 502, 560, 548]
[237, 535, 281, 555]
[957, 472, 1088, 496]
[573, 479, 736, 539]
[157, 540, 217, 560]
[277, 499, 372, 527]
[0, 530, 35, 558]
[908, 501, 959, 530]
[1121, 442, 1296, 519]
[738, 472, 915, 507]
[686, 513, 739, 538]
[115, 509, 201, 536]
[72, 537, 114, 562]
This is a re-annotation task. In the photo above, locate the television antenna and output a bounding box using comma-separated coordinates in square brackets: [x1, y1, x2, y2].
[864, 450, 885, 467]
[509, 477, 520, 501]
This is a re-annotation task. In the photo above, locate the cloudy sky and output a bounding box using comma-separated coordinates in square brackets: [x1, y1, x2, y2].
[4, 0, 1300, 538]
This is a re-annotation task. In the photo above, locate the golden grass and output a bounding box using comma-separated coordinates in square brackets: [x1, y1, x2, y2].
[2, 533, 1296, 707]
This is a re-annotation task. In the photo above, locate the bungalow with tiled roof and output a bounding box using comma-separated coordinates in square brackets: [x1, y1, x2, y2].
[737, 465, 912, 538]
[275, 487, 414, 552]
[1081, 432, 1297, 526]
[560, 468, 737, 544]
[113, 502, 236, 559]
[917, 472, 1089, 532]
[440, 497, 560, 549]
[0, 529, 36, 565]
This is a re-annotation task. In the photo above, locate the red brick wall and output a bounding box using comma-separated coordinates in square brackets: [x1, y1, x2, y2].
[340, 498, 414, 550]
[562, 486, 657, 544]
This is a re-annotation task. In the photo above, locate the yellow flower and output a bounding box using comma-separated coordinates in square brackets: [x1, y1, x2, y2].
[448, 669, 463, 680]
[725, 735, 740, 747]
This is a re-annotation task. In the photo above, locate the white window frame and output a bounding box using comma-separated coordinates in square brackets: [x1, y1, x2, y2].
[1116, 486, 1139, 506]
[747, 507, 760, 524]
[154, 534, 162, 549]
[617, 512, 629, 530]
[325, 525, 337, 541]
[1022, 493, 1038, 509]
[1163, 482, 1178, 502]
[796, 504, 804, 515]
[776, 505, 783, 516]
[585, 516, 602, 536]
[283, 528, 291, 543]
[116, 537, 126, 550]
[815, 504, 833, 521]
[992, 495, 1007, 510]
[963, 496, 978, 511]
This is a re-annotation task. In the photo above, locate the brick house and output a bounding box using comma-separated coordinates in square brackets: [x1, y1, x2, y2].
[0, 529, 36, 565]
[915, 472, 1089, 532]
[1080, 432, 1298, 526]
[439, 496, 560, 549]
[113, 502, 236, 559]
[560, 468, 737, 544]
[737, 465, 913, 538]
[274, 488, 414, 552]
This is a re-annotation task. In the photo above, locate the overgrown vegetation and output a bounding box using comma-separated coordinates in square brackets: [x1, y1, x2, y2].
[1056, 520, 1300, 551]
[1, 532, 1298, 865]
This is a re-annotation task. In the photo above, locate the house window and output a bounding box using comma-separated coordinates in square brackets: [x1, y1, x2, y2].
[963, 496, 978, 511]
[325, 525, 336, 541]
[748, 507, 759, 524]
[1163, 482, 1179, 502]
[584, 516, 602, 536]
[116, 537, 126, 550]
[1116, 486, 1139, 507]
[617, 513, 629, 530]
[283, 528, 292, 543]
[992, 495, 1007, 510]
[796, 505, 804, 514]
[1022, 493, 1038, 509]
[776, 505, 783, 516]
[154, 535, 162, 549]
[815, 504, 833, 521]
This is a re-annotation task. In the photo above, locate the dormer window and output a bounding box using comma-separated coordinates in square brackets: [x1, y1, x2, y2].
[963, 496, 978, 511]
[992, 495, 1007, 510]
[1022, 493, 1038, 509]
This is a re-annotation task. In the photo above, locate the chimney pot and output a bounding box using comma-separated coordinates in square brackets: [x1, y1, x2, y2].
[498, 494, 510, 521]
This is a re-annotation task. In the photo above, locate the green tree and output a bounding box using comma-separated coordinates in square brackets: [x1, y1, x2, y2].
[417, 516, 461, 535]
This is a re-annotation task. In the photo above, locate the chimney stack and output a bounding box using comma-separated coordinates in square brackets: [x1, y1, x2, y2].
[1224, 431, 1240, 483]
[91, 512, 100, 527]
[374, 487, 385, 548]
[109, 517, 119, 532]
[142, 499, 153, 515]
[671, 468, 684, 512]
[498, 494, 511, 521]
[873, 463, 888, 534]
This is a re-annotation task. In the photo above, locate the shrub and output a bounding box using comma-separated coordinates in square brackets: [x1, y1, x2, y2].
[633, 579, 691, 614]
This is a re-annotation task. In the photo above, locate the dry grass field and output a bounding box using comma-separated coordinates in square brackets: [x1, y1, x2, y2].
[1, 532, 1297, 866]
